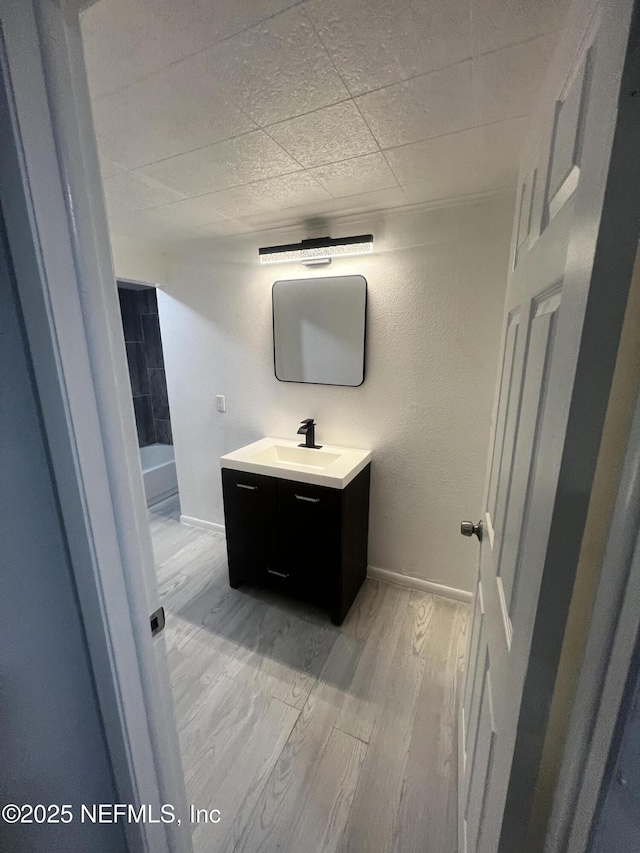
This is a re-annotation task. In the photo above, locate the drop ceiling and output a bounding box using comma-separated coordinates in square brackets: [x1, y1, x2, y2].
[81, 0, 570, 246]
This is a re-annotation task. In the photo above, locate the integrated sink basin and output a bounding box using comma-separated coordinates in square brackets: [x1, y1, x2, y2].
[220, 437, 372, 488]
[250, 444, 341, 470]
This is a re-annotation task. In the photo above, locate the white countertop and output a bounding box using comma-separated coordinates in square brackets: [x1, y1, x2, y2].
[220, 437, 372, 489]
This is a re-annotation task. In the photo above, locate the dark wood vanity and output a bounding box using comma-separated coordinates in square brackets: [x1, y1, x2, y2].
[221, 464, 371, 625]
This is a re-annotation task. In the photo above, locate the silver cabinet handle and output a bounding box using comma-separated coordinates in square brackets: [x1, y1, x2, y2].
[237, 483, 257, 490]
[295, 494, 320, 503]
[267, 569, 289, 578]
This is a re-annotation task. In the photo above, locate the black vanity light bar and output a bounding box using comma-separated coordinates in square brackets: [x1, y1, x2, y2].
[258, 234, 373, 265]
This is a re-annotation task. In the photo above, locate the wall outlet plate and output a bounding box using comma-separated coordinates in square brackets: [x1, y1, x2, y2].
[216, 395, 226, 413]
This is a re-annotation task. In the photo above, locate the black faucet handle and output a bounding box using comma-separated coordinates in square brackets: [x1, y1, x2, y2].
[297, 418, 321, 449]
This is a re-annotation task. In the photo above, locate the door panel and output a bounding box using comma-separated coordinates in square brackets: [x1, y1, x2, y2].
[487, 311, 521, 527]
[459, 0, 640, 849]
[466, 612, 489, 800]
[466, 663, 497, 853]
[500, 289, 562, 614]
[546, 54, 591, 222]
[463, 585, 484, 731]
[515, 169, 537, 263]
[490, 311, 523, 554]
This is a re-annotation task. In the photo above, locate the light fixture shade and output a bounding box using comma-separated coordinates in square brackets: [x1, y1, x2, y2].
[259, 234, 373, 265]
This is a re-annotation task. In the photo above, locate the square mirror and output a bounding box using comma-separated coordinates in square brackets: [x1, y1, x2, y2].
[272, 275, 367, 386]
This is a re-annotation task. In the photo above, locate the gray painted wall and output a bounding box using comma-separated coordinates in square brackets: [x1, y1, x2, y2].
[0, 211, 127, 853]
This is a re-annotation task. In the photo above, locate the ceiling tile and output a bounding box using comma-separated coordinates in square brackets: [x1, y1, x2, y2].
[310, 153, 398, 197]
[307, 0, 472, 96]
[401, 177, 474, 205]
[238, 186, 407, 231]
[81, 0, 303, 99]
[473, 35, 556, 125]
[318, 185, 407, 215]
[82, 0, 218, 99]
[471, 0, 569, 55]
[199, 219, 253, 238]
[386, 129, 476, 201]
[85, 0, 560, 243]
[102, 172, 185, 217]
[202, 7, 350, 126]
[189, 0, 306, 42]
[110, 206, 252, 243]
[107, 208, 210, 244]
[475, 115, 529, 192]
[202, 173, 332, 219]
[150, 196, 228, 229]
[99, 156, 126, 180]
[355, 61, 474, 149]
[267, 101, 378, 168]
[137, 131, 301, 196]
[92, 53, 256, 170]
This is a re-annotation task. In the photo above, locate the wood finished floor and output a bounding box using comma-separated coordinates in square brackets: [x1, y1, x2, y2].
[150, 495, 469, 853]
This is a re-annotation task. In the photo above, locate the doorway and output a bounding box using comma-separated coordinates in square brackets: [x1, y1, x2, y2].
[117, 280, 178, 507]
[3, 0, 640, 852]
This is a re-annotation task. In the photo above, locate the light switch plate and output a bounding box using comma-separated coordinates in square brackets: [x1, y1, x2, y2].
[216, 395, 226, 413]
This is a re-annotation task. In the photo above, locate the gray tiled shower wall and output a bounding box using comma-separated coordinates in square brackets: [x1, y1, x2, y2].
[117, 284, 172, 447]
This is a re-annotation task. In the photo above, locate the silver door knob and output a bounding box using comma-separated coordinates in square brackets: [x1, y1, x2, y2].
[461, 520, 483, 541]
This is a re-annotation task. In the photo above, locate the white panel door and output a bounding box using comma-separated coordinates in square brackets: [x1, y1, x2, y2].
[459, 0, 640, 850]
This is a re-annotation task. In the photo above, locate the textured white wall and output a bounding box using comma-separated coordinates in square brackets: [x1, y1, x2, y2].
[159, 194, 514, 593]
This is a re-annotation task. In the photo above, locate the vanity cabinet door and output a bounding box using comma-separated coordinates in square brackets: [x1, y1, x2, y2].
[276, 479, 342, 578]
[222, 469, 277, 583]
[222, 469, 277, 540]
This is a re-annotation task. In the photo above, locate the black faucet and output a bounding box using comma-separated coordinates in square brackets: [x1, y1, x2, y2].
[297, 418, 322, 449]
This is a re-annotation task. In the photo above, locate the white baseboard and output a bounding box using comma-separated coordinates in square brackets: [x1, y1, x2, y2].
[180, 514, 226, 537]
[367, 565, 472, 604]
[147, 487, 178, 509]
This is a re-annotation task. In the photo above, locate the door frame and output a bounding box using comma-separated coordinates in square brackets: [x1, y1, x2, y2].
[0, 1, 189, 851]
[4, 1, 640, 852]
[545, 381, 640, 850]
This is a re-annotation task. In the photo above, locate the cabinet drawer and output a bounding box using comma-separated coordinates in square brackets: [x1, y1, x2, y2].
[222, 468, 277, 544]
[277, 479, 342, 574]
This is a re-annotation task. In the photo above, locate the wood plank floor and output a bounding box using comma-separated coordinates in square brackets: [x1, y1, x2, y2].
[150, 495, 469, 853]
